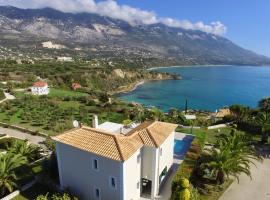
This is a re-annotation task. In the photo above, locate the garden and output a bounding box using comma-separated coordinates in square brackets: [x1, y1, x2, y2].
[170, 97, 270, 200]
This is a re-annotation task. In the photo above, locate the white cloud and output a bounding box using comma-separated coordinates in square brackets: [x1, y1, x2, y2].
[0, 0, 227, 35]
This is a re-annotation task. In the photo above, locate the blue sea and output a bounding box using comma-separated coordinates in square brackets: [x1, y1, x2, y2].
[118, 65, 270, 111]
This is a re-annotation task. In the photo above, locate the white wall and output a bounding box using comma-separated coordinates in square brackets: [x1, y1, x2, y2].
[123, 149, 141, 200]
[152, 132, 174, 198]
[31, 86, 49, 95]
[56, 142, 123, 200]
[141, 146, 153, 180]
[158, 132, 174, 181]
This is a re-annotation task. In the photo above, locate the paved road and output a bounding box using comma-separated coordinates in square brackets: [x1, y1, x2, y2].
[0, 127, 45, 145]
[220, 158, 270, 200]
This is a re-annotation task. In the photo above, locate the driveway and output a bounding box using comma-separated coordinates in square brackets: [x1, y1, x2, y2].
[220, 158, 270, 200]
[0, 92, 16, 103]
[0, 127, 45, 145]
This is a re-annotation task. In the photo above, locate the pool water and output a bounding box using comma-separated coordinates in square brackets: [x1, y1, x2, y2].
[174, 136, 194, 158]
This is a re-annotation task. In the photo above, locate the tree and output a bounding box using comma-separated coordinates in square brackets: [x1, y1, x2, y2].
[258, 97, 270, 112]
[0, 153, 27, 197]
[149, 107, 165, 121]
[8, 140, 42, 162]
[230, 105, 250, 124]
[255, 112, 270, 143]
[200, 130, 261, 184]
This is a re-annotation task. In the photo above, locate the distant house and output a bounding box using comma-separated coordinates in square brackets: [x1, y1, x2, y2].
[211, 108, 231, 123]
[53, 116, 178, 200]
[184, 114, 196, 120]
[31, 81, 49, 95]
[215, 108, 231, 118]
[57, 57, 73, 62]
[71, 83, 81, 90]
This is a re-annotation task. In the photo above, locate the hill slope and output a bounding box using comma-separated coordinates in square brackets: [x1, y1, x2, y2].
[0, 6, 270, 66]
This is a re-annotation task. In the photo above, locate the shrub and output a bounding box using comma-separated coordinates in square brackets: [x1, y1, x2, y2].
[0, 138, 14, 149]
[186, 152, 200, 160]
[189, 145, 201, 154]
[0, 89, 5, 101]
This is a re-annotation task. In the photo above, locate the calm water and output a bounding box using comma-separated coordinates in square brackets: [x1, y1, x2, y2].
[119, 65, 270, 111]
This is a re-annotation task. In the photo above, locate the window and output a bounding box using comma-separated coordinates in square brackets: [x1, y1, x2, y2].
[94, 187, 100, 199]
[137, 181, 140, 189]
[92, 159, 99, 171]
[137, 154, 141, 163]
[110, 176, 117, 189]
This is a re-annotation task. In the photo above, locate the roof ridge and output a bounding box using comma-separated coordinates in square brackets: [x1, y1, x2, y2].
[146, 128, 159, 147]
[82, 126, 118, 137]
[114, 136, 125, 161]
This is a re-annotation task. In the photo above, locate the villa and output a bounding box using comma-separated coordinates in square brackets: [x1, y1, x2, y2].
[31, 81, 49, 95]
[53, 116, 179, 200]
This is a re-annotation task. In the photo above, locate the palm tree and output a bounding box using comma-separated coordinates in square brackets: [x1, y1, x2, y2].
[200, 131, 261, 184]
[0, 153, 27, 197]
[230, 105, 250, 124]
[152, 107, 165, 121]
[258, 97, 270, 112]
[8, 140, 42, 162]
[255, 112, 270, 144]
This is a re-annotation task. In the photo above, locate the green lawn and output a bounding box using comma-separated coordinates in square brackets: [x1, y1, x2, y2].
[48, 88, 88, 98]
[176, 127, 244, 144]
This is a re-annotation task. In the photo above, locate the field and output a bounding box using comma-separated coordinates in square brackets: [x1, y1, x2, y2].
[48, 88, 89, 98]
[0, 90, 134, 136]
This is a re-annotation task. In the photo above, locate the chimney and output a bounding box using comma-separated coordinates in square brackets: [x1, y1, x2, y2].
[92, 114, 99, 128]
[120, 127, 124, 134]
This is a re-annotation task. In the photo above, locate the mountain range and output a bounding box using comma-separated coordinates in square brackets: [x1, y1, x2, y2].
[0, 6, 270, 66]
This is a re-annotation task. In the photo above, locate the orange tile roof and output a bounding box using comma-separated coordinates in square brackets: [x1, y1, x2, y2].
[33, 81, 48, 87]
[216, 108, 231, 118]
[72, 83, 81, 89]
[53, 121, 178, 161]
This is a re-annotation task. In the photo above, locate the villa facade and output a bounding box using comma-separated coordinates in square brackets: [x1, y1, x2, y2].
[53, 117, 178, 200]
[31, 81, 49, 95]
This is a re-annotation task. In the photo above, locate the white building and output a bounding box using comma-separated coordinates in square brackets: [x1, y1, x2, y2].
[53, 118, 178, 200]
[31, 81, 49, 95]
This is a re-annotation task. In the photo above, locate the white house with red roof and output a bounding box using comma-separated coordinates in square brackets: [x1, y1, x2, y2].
[31, 81, 49, 95]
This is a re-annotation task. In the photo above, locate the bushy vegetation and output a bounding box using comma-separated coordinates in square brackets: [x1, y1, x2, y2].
[0, 138, 44, 198]
[171, 128, 262, 200]
[36, 192, 78, 200]
[0, 60, 175, 94]
[0, 89, 5, 101]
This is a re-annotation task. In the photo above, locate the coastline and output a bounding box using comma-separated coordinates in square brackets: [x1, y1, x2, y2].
[147, 64, 234, 71]
[112, 76, 178, 96]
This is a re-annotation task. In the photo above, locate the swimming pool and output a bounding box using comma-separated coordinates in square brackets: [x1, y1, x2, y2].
[174, 136, 194, 159]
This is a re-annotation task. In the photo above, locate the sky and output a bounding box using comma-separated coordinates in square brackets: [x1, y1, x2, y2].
[0, 0, 269, 56]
